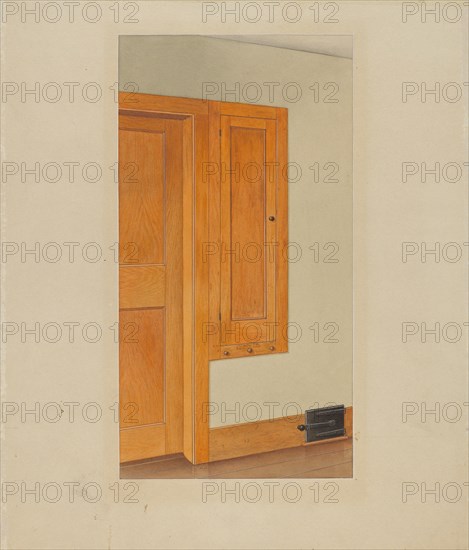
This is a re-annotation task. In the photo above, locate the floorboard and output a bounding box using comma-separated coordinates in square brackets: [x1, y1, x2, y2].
[120, 438, 353, 479]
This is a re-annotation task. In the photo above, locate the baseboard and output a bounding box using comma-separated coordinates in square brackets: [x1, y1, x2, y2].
[344, 405, 353, 438]
[303, 435, 348, 447]
[209, 406, 353, 462]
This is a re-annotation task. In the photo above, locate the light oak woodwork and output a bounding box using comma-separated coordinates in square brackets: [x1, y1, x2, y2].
[192, 107, 210, 464]
[209, 414, 303, 462]
[120, 425, 166, 463]
[182, 116, 195, 462]
[209, 102, 288, 358]
[207, 101, 222, 361]
[120, 91, 209, 115]
[119, 93, 288, 465]
[303, 436, 348, 447]
[218, 341, 280, 359]
[119, 265, 165, 309]
[209, 407, 352, 462]
[220, 115, 276, 338]
[119, 92, 211, 465]
[119, 120, 165, 265]
[119, 112, 184, 463]
[164, 116, 184, 457]
[219, 100, 278, 119]
[119, 308, 165, 428]
[228, 123, 267, 320]
[275, 107, 289, 352]
[344, 405, 353, 437]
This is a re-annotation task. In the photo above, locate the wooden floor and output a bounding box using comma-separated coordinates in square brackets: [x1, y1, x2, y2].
[120, 438, 353, 479]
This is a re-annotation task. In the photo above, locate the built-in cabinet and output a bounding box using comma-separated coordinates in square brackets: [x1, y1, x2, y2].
[118, 93, 288, 464]
[208, 101, 288, 359]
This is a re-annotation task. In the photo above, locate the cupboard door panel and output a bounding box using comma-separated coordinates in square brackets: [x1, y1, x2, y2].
[230, 126, 266, 320]
[220, 115, 278, 348]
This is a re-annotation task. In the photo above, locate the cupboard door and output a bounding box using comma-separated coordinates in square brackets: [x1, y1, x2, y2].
[119, 113, 184, 462]
[218, 112, 287, 355]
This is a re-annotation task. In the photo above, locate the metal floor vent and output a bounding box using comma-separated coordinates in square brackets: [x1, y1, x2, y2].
[297, 405, 345, 443]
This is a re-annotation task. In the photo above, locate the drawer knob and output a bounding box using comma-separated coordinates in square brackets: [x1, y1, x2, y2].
[269, 346, 275, 351]
[223, 351, 230, 356]
[247, 348, 253, 353]
[268, 216, 275, 222]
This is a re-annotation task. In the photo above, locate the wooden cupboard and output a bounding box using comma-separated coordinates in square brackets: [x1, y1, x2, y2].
[208, 101, 288, 359]
[118, 93, 288, 464]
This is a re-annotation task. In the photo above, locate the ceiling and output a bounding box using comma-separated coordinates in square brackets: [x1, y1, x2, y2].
[209, 35, 353, 59]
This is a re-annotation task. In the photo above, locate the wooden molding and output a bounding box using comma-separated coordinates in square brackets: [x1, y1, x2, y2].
[344, 405, 353, 438]
[275, 107, 289, 353]
[209, 406, 353, 462]
[218, 100, 278, 119]
[119, 91, 209, 115]
[303, 436, 348, 447]
[207, 101, 221, 361]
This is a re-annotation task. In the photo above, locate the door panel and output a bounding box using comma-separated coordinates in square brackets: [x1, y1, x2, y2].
[119, 114, 183, 463]
[119, 308, 165, 426]
[220, 115, 277, 348]
[230, 126, 266, 320]
[119, 128, 165, 265]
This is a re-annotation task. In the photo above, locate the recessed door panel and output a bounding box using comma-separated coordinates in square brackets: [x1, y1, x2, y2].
[119, 308, 165, 426]
[230, 126, 266, 320]
[119, 128, 165, 265]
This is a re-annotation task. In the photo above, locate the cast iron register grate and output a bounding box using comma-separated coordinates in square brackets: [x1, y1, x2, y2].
[297, 405, 345, 443]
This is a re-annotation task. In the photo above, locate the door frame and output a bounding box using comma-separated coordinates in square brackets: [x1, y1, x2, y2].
[119, 92, 210, 464]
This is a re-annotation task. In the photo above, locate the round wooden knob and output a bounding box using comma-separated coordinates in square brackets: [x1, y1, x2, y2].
[223, 351, 230, 356]
[268, 216, 275, 221]
[247, 348, 253, 353]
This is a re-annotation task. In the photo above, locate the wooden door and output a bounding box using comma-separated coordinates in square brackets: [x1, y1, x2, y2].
[119, 113, 184, 463]
[218, 112, 286, 354]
